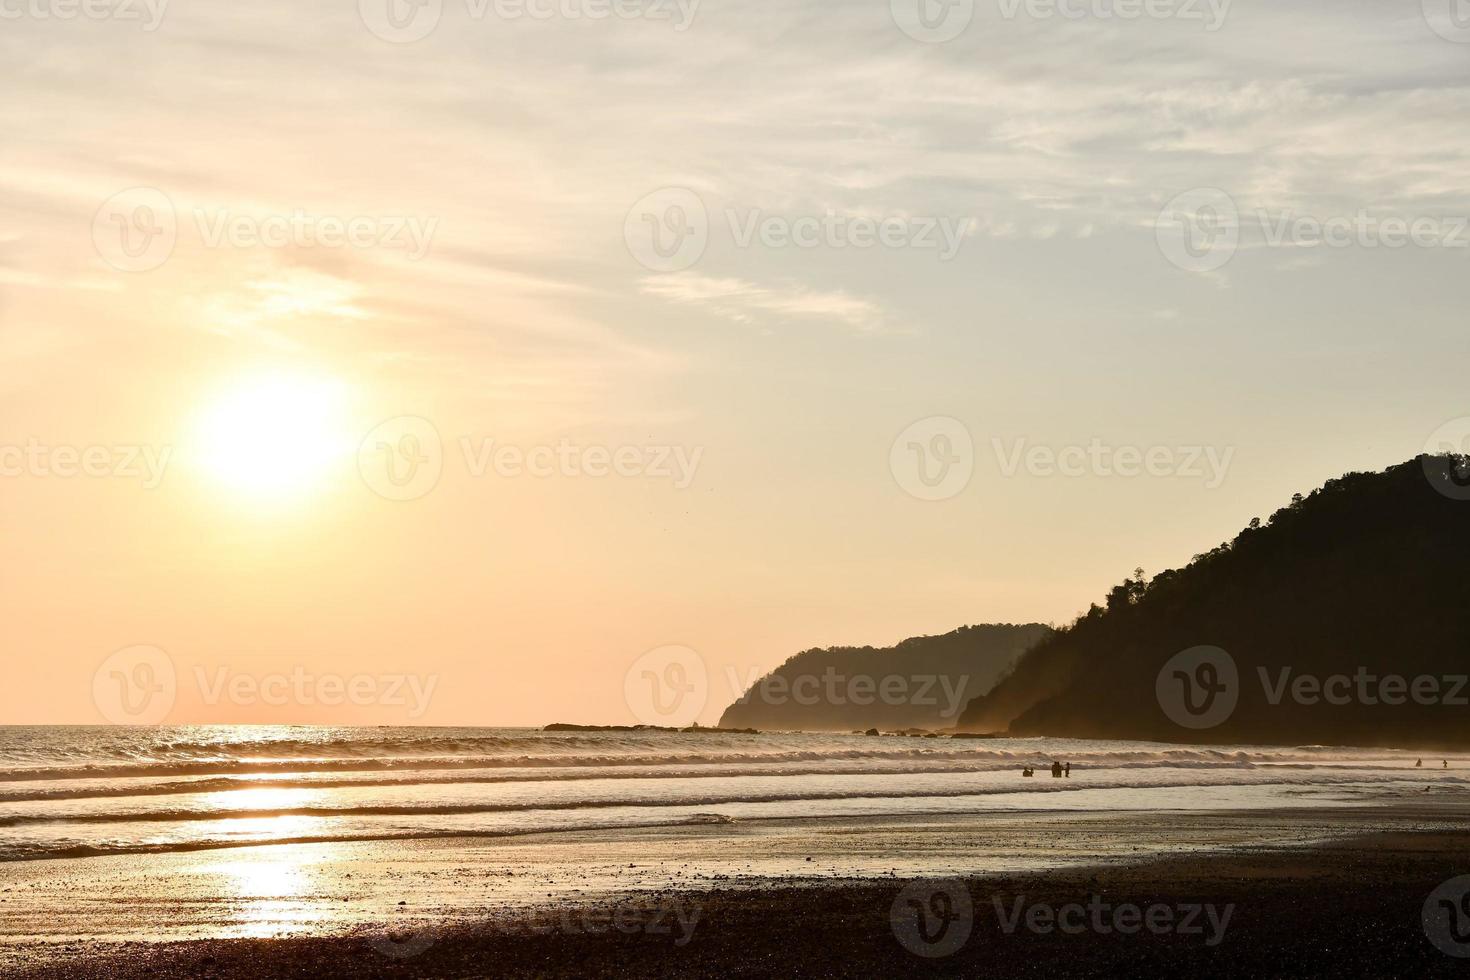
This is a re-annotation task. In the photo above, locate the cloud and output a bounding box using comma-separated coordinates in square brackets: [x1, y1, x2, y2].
[640, 275, 896, 334]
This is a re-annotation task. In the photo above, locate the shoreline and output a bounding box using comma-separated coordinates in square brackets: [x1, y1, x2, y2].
[5, 804, 1469, 977]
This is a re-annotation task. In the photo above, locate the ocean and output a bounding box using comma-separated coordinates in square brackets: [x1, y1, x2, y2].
[0, 726, 1457, 863]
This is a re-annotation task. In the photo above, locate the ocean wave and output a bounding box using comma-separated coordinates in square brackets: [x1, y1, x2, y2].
[0, 744, 1386, 785]
[8, 773, 1460, 829]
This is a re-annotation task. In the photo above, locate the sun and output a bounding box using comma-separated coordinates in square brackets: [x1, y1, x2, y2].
[193, 372, 354, 503]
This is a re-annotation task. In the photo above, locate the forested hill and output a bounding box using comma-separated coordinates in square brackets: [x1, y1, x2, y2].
[957, 456, 1470, 749]
[718, 624, 1050, 731]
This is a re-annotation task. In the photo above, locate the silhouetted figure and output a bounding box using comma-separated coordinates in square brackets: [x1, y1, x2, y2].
[1051, 761, 1063, 778]
[1064, 762, 1071, 778]
[1416, 759, 1423, 768]
[1022, 767, 1034, 777]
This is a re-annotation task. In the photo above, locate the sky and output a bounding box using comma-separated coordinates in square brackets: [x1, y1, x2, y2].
[2, 0, 1469, 726]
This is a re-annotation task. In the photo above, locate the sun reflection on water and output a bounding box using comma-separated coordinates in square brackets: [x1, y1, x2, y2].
[200, 785, 318, 814]
[194, 841, 339, 939]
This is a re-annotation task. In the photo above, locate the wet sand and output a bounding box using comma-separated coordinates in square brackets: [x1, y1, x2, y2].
[5, 804, 1469, 977]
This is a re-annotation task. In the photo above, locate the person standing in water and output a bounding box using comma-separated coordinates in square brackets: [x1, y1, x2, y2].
[1065, 762, 1071, 777]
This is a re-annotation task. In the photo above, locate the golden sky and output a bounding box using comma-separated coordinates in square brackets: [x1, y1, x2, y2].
[3, 0, 1470, 725]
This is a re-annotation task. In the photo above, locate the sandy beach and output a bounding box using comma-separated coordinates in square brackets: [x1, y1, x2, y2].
[6, 802, 1469, 977]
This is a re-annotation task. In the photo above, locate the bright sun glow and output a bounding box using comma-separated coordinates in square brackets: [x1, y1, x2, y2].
[194, 373, 353, 503]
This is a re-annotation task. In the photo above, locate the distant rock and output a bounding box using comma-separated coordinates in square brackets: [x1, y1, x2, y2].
[717, 624, 1049, 732]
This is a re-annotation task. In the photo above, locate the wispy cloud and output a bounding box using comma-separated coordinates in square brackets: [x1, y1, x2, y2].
[640, 274, 897, 334]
